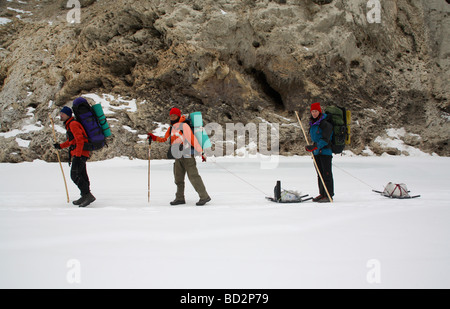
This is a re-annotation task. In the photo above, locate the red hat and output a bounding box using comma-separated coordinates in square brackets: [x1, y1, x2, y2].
[310, 102, 322, 113]
[170, 107, 181, 117]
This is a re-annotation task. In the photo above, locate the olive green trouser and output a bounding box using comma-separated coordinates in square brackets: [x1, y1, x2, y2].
[174, 157, 209, 200]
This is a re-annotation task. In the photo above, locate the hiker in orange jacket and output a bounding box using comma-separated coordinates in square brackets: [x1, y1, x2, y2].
[53, 106, 96, 208]
[148, 107, 211, 206]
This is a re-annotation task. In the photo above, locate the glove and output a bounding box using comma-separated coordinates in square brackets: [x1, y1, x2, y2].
[147, 133, 157, 142]
[53, 143, 61, 150]
[201, 153, 207, 162]
[305, 143, 318, 152]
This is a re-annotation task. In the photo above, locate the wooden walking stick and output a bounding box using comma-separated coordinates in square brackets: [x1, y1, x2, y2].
[295, 111, 333, 203]
[49, 114, 70, 203]
[148, 141, 151, 204]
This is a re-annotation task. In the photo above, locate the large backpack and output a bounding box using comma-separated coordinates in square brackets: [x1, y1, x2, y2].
[167, 111, 211, 159]
[186, 112, 212, 150]
[72, 98, 107, 151]
[324, 106, 351, 154]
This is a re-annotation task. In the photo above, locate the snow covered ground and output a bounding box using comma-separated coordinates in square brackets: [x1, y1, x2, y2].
[0, 155, 449, 289]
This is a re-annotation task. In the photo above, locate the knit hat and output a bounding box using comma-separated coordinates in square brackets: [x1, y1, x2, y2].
[60, 106, 73, 118]
[310, 102, 322, 114]
[170, 107, 181, 117]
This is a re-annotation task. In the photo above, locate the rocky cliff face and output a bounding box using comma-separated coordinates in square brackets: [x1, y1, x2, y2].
[1, 0, 449, 162]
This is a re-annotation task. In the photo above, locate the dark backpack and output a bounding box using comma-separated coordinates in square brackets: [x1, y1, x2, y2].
[324, 106, 350, 154]
[72, 98, 106, 151]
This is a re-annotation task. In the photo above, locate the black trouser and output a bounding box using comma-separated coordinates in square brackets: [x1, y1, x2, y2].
[71, 156, 90, 196]
[314, 154, 334, 197]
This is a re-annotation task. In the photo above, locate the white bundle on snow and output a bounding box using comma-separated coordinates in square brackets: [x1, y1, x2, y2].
[374, 182, 420, 199]
[383, 182, 410, 198]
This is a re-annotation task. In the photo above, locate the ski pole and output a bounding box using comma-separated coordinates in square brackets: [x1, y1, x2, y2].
[148, 141, 151, 204]
[295, 111, 333, 203]
[49, 114, 70, 203]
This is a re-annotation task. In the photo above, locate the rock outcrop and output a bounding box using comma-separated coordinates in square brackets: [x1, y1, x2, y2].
[0, 0, 449, 162]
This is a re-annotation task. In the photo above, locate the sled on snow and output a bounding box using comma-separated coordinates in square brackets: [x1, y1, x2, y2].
[266, 181, 313, 203]
[373, 182, 421, 199]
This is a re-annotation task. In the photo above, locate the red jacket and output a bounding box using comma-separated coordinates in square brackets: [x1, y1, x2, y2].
[155, 116, 203, 154]
[60, 117, 90, 158]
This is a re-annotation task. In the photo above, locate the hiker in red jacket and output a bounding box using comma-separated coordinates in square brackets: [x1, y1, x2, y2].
[148, 107, 211, 206]
[53, 106, 96, 208]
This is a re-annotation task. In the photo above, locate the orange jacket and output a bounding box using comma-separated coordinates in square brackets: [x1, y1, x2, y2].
[155, 116, 203, 154]
[60, 117, 90, 158]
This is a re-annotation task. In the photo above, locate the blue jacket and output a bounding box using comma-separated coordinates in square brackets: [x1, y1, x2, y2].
[309, 114, 333, 156]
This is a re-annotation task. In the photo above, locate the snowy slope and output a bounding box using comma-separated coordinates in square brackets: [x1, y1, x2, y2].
[0, 155, 449, 288]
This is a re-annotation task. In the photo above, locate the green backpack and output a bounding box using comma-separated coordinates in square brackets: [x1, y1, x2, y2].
[324, 106, 351, 154]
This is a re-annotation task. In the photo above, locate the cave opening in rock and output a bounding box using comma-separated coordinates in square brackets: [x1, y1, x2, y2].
[250, 69, 284, 110]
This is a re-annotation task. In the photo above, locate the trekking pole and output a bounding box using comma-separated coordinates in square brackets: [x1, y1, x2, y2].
[295, 111, 333, 203]
[148, 141, 151, 204]
[49, 114, 70, 203]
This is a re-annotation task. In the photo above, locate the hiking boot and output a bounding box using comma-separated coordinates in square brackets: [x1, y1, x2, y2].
[196, 196, 211, 206]
[170, 199, 186, 206]
[318, 196, 332, 203]
[79, 193, 96, 208]
[313, 195, 324, 202]
[73, 197, 84, 206]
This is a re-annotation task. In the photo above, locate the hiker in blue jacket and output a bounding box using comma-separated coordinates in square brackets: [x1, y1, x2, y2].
[305, 102, 334, 203]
